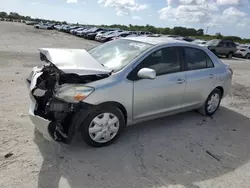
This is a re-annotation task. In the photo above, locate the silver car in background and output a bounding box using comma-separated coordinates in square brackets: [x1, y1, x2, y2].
[26, 37, 233, 147]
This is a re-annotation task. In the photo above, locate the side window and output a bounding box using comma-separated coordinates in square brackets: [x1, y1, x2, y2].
[226, 41, 234, 48]
[136, 47, 181, 76]
[231, 42, 236, 48]
[184, 47, 214, 70]
[218, 42, 225, 47]
[206, 57, 214, 68]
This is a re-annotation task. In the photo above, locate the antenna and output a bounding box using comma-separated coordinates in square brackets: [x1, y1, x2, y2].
[206, 27, 209, 35]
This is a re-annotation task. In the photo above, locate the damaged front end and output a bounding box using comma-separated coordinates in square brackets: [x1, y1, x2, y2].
[27, 49, 111, 143]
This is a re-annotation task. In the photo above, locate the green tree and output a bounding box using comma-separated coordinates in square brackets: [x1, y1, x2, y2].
[215, 32, 223, 39]
[8, 12, 20, 19]
[197, 29, 204, 36]
[223, 36, 241, 41]
[0, 11, 8, 18]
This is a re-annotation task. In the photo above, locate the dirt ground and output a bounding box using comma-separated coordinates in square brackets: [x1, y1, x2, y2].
[0, 22, 250, 188]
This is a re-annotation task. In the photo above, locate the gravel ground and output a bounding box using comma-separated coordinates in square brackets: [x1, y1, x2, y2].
[1, 22, 250, 188]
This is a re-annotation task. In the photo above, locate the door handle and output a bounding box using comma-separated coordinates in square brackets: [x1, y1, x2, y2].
[176, 79, 185, 84]
[209, 74, 215, 78]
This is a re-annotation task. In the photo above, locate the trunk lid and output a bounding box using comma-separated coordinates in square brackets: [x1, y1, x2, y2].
[39, 48, 111, 76]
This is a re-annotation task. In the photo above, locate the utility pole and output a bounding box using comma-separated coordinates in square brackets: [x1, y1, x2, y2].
[206, 27, 209, 35]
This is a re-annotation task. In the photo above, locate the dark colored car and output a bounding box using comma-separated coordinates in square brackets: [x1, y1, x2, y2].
[82, 28, 104, 38]
[206, 39, 237, 59]
[65, 26, 81, 33]
[85, 30, 108, 40]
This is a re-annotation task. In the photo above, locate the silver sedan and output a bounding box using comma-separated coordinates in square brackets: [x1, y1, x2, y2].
[26, 37, 233, 147]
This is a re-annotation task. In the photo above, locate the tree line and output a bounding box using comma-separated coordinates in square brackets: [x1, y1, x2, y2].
[1, 11, 249, 42]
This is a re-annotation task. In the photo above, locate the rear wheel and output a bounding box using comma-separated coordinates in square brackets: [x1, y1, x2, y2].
[227, 52, 233, 59]
[80, 106, 125, 147]
[199, 88, 222, 116]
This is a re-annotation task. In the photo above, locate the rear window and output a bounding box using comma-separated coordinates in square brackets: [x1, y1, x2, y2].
[184, 47, 214, 70]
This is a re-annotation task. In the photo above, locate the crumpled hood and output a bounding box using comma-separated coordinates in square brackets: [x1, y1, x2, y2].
[39, 48, 111, 76]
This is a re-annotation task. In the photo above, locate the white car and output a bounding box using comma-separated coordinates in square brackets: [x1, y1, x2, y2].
[34, 23, 54, 30]
[192, 39, 207, 47]
[26, 37, 233, 147]
[234, 45, 250, 59]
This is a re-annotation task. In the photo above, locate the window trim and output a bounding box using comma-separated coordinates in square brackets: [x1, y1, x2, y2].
[181, 47, 215, 71]
[127, 46, 184, 81]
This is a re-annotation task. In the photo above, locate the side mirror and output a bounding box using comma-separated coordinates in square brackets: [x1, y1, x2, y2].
[137, 68, 156, 79]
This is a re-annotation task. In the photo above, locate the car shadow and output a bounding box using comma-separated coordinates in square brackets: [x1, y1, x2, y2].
[34, 106, 250, 188]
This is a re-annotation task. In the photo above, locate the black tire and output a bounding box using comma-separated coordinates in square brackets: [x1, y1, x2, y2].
[227, 52, 233, 59]
[245, 53, 250, 59]
[80, 106, 125, 147]
[198, 88, 222, 116]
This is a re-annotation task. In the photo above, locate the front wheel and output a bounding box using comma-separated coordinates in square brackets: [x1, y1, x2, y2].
[81, 106, 125, 147]
[199, 88, 222, 116]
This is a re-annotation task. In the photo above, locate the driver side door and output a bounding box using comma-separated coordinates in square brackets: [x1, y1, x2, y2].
[128, 46, 186, 121]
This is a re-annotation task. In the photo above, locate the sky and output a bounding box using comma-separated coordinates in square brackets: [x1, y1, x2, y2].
[1, 0, 250, 38]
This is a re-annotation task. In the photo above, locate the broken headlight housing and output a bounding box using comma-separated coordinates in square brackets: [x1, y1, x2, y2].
[55, 85, 94, 103]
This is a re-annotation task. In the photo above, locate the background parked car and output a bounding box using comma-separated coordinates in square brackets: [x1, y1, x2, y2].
[192, 39, 207, 46]
[234, 45, 250, 59]
[76, 28, 90, 36]
[85, 30, 108, 40]
[110, 31, 135, 40]
[161, 35, 182, 39]
[25, 21, 39, 25]
[95, 30, 116, 41]
[70, 27, 85, 35]
[205, 39, 237, 59]
[64, 26, 81, 33]
[54, 24, 67, 30]
[34, 23, 54, 30]
[82, 28, 105, 38]
[136, 31, 152, 36]
[99, 30, 124, 42]
[77, 27, 97, 37]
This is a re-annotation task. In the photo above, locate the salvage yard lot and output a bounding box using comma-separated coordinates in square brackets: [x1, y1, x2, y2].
[1, 22, 250, 188]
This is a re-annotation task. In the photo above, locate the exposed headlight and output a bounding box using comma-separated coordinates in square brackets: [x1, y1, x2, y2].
[55, 85, 94, 103]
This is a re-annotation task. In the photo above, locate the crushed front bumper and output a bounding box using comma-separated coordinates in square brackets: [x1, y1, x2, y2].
[29, 99, 53, 141]
[26, 67, 54, 141]
[26, 66, 95, 143]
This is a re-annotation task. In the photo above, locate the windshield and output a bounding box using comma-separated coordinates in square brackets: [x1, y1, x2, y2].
[88, 39, 152, 72]
[207, 39, 220, 46]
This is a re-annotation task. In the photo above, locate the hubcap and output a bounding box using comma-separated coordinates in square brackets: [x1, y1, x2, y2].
[89, 113, 119, 143]
[207, 93, 220, 113]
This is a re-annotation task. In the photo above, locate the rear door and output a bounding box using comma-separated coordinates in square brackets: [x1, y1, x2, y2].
[216, 41, 227, 55]
[181, 47, 217, 108]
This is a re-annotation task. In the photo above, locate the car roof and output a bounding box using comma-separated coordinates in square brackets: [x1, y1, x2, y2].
[124, 37, 189, 45]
